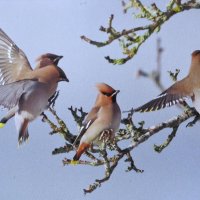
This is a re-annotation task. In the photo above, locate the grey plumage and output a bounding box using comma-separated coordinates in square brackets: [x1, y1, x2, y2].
[0, 29, 31, 85]
[133, 50, 200, 114]
[134, 90, 187, 112]
[0, 28, 68, 145]
[0, 80, 39, 109]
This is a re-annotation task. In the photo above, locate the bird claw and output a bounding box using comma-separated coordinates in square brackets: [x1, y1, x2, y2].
[99, 129, 113, 143]
[48, 91, 60, 108]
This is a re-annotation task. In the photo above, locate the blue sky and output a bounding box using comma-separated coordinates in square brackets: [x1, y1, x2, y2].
[0, 1, 200, 200]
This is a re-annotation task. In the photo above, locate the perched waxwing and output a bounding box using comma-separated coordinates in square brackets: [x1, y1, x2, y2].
[133, 50, 200, 113]
[72, 83, 121, 161]
[0, 28, 69, 145]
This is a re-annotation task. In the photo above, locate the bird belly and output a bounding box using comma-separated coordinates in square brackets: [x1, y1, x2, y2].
[193, 89, 200, 114]
[20, 98, 48, 121]
[18, 87, 49, 121]
[80, 120, 105, 145]
[79, 104, 121, 147]
[81, 116, 121, 147]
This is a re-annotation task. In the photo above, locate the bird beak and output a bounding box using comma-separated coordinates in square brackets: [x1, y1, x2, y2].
[111, 90, 120, 97]
[64, 77, 69, 82]
[58, 55, 63, 60]
[60, 75, 69, 82]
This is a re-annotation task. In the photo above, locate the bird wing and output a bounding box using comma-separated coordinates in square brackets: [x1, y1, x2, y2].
[0, 29, 32, 85]
[134, 77, 193, 112]
[73, 106, 100, 145]
[0, 80, 44, 109]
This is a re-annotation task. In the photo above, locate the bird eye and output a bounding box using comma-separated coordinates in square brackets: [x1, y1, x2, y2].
[102, 92, 112, 97]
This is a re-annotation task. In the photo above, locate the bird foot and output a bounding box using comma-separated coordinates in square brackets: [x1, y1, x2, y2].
[99, 129, 113, 143]
[48, 91, 60, 108]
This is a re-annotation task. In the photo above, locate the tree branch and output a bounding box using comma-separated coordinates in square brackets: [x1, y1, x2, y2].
[127, 108, 197, 152]
[81, 0, 200, 65]
[42, 92, 199, 194]
[40, 18, 200, 193]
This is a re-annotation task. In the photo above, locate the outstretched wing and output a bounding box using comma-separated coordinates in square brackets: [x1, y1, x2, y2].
[134, 78, 193, 112]
[73, 106, 100, 145]
[0, 29, 32, 85]
[0, 80, 42, 109]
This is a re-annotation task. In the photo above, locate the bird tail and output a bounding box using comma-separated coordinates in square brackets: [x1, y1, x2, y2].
[18, 125, 29, 145]
[0, 117, 7, 128]
[73, 142, 90, 161]
[0, 106, 17, 128]
[15, 113, 29, 145]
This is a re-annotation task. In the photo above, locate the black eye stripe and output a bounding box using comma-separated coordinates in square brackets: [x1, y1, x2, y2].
[102, 92, 112, 97]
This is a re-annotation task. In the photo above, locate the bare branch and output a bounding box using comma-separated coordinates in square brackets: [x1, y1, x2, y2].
[41, 19, 200, 192]
[136, 38, 164, 91]
[154, 125, 179, 153]
[43, 93, 199, 193]
[81, 0, 200, 64]
[127, 108, 197, 152]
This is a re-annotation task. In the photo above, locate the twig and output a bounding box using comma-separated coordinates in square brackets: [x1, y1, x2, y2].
[154, 125, 179, 153]
[136, 38, 165, 91]
[127, 108, 197, 151]
[40, 49, 200, 194]
[81, 0, 200, 64]
[68, 106, 87, 129]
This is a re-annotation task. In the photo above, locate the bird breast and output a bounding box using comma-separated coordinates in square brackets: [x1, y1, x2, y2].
[80, 103, 121, 146]
[98, 103, 121, 130]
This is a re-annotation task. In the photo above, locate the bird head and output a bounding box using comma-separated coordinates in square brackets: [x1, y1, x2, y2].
[36, 53, 69, 82]
[191, 50, 200, 63]
[96, 83, 120, 103]
[36, 53, 63, 68]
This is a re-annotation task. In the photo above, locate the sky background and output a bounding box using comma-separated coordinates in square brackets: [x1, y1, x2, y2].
[0, 0, 200, 200]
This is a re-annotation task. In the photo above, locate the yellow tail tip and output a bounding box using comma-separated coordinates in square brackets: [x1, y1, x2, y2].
[0, 123, 5, 128]
[70, 160, 79, 165]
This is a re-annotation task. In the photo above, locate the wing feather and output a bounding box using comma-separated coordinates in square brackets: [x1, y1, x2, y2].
[134, 93, 187, 113]
[0, 80, 43, 109]
[73, 106, 100, 145]
[134, 78, 193, 113]
[0, 29, 32, 85]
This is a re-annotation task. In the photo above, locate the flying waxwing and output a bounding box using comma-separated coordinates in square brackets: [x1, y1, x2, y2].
[133, 50, 200, 114]
[0, 28, 69, 144]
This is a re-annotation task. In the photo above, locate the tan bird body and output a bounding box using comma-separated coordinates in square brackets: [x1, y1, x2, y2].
[134, 50, 200, 113]
[73, 83, 121, 161]
[0, 29, 68, 144]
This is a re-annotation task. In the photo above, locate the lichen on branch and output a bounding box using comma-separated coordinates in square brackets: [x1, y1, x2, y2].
[81, 0, 200, 65]
[42, 95, 199, 193]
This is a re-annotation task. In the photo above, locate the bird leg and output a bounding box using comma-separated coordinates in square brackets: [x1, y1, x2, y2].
[99, 129, 113, 144]
[48, 91, 60, 108]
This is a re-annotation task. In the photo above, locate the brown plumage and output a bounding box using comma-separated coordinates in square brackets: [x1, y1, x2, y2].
[73, 83, 121, 161]
[134, 50, 200, 113]
[0, 28, 69, 144]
